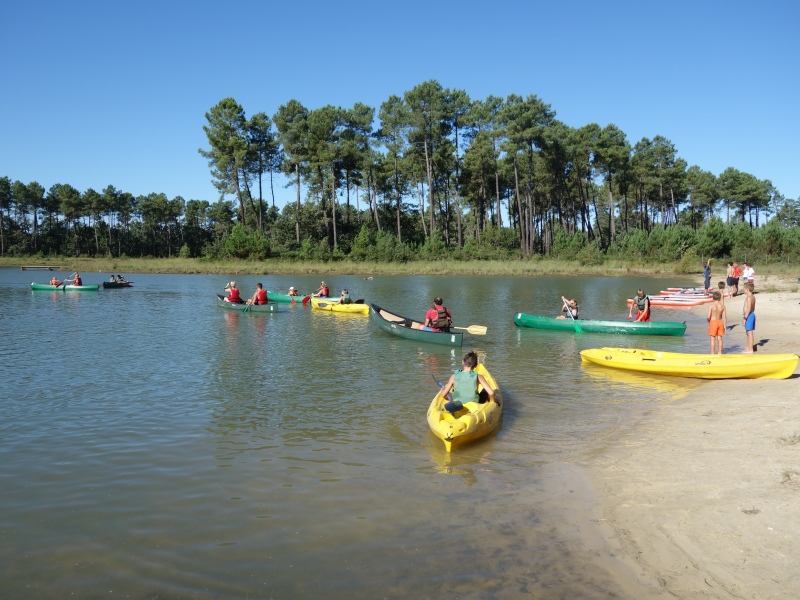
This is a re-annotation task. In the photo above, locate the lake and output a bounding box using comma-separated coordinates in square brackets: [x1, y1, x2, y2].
[1, 267, 712, 598]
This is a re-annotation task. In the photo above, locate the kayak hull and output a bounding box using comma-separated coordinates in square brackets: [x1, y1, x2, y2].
[310, 298, 369, 314]
[267, 291, 310, 303]
[369, 304, 462, 347]
[580, 347, 799, 379]
[427, 363, 502, 452]
[31, 283, 99, 291]
[103, 281, 133, 288]
[215, 295, 278, 313]
[514, 313, 686, 336]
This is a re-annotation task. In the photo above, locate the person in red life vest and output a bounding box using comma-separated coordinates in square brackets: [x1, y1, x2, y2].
[627, 288, 651, 322]
[224, 281, 242, 303]
[422, 296, 452, 332]
[66, 272, 82, 286]
[312, 281, 329, 298]
[246, 282, 268, 305]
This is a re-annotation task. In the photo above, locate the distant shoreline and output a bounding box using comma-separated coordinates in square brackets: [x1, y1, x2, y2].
[4, 256, 799, 280]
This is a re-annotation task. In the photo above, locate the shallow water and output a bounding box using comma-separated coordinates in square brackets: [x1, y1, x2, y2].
[1, 268, 709, 598]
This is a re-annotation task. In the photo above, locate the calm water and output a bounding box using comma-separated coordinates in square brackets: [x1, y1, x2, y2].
[1, 267, 712, 599]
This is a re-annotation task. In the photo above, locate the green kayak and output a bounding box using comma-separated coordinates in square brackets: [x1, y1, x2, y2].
[370, 303, 463, 348]
[513, 313, 686, 336]
[266, 291, 311, 303]
[216, 295, 278, 313]
[31, 282, 100, 291]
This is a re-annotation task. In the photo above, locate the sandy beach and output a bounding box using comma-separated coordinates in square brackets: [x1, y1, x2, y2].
[591, 276, 800, 599]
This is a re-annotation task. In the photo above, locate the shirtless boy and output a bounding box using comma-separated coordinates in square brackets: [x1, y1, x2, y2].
[742, 282, 756, 353]
[706, 290, 727, 354]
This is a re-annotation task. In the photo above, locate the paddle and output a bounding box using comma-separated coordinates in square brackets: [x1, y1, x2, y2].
[433, 375, 464, 414]
[57, 272, 76, 290]
[432, 375, 453, 401]
[451, 325, 488, 335]
[563, 297, 582, 333]
[302, 295, 311, 305]
[355, 299, 364, 304]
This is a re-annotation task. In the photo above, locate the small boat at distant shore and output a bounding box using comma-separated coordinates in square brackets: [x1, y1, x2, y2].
[103, 281, 133, 288]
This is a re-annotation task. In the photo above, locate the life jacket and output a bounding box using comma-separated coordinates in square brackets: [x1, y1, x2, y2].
[320, 286, 329, 298]
[74, 276, 82, 285]
[451, 370, 478, 404]
[255, 289, 267, 304]
[50, 278, 59, 285]
[433, 305, 450, 330]
[228, 288, 241, 302]
[635, 295, 648, 311]
[340, 293, 351, 304]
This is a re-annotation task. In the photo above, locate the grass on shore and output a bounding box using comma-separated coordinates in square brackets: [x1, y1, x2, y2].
[4, 255, 799, 281]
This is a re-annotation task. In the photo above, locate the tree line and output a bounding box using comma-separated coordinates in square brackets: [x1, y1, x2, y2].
[2, 79, 799, 265]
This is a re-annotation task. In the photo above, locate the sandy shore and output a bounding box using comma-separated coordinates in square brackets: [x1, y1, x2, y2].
[591, 276, 800, 598]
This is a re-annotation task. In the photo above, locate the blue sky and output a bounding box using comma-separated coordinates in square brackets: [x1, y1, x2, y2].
[2, 0, 798, 210]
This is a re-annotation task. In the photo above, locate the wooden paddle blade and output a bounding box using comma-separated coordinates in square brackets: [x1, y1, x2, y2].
[452, 325, 488, 335]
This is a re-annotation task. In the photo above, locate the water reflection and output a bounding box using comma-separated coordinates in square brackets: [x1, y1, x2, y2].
[2, 268, 709, 598]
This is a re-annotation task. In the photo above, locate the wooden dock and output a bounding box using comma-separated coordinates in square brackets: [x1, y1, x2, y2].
[20, 265, 66, 271]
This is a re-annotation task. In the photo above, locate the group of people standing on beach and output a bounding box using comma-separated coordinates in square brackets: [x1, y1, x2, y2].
[704, 259, 755, 296]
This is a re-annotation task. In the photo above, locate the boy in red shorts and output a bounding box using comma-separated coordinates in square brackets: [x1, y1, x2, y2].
[706, 290, 727, 354]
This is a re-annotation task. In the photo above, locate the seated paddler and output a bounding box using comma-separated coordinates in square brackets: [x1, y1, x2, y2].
[224, 281, 242, 303]
[438, 351, 497, 414]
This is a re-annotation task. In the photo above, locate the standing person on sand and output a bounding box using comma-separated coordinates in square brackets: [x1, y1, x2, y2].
[706, 291, 727, 354]
[726, 262, 735, 296]
[703, 259, 712, 294]
[742, 282, 756, 353]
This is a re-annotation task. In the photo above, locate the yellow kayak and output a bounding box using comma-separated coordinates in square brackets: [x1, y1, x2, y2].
[309, 297, 369, 314]
[580, 347, 799, 380]
[427, 363, 502, 452]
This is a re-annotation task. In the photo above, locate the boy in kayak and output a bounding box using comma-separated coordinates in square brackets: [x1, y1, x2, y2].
[438, 351, 497, 414]
[706, 290, 727, 354]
